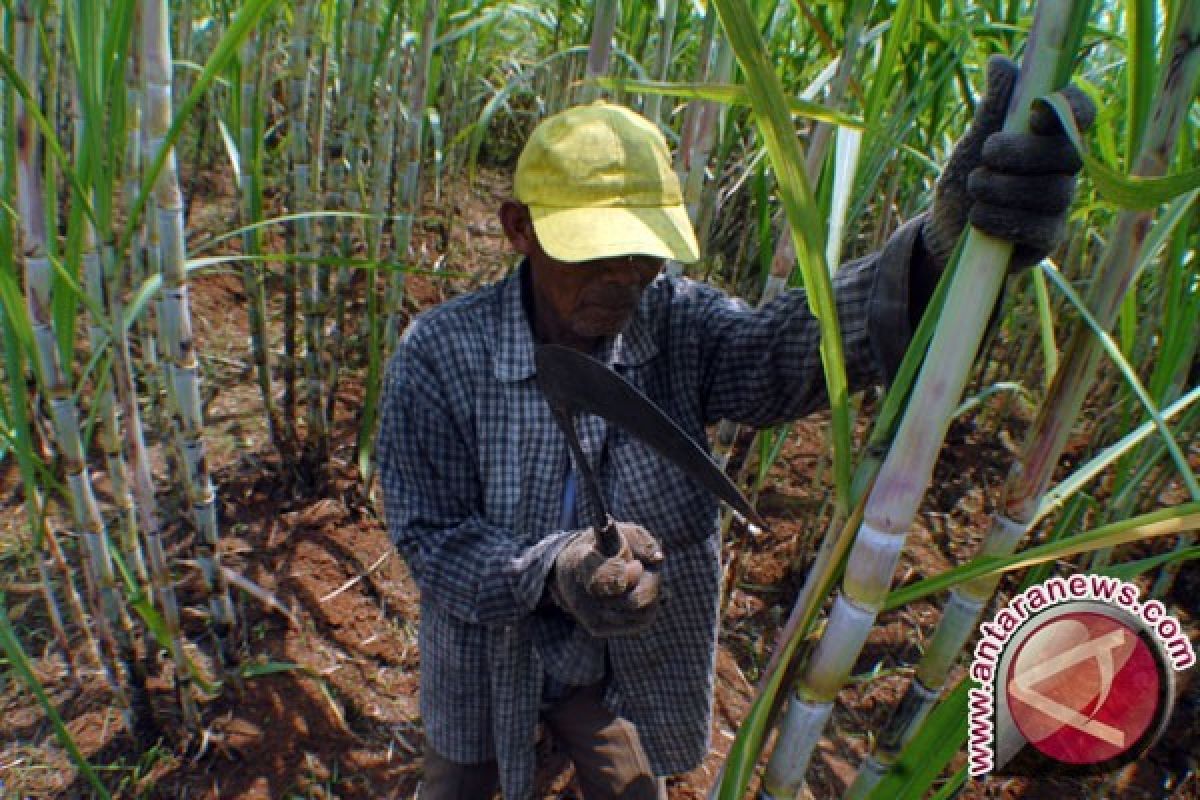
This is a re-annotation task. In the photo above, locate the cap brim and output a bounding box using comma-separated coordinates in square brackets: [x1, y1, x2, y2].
[529, 204, 700, 264]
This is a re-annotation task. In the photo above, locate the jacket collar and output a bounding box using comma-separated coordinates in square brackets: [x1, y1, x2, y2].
[493, 260, 660, 382]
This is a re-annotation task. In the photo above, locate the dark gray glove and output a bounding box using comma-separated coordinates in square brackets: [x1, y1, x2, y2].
[552, 520, 663, 638]
[923, 55, 1097, 271]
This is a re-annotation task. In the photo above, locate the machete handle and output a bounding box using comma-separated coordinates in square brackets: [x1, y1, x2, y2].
[595, 516, 623, 559]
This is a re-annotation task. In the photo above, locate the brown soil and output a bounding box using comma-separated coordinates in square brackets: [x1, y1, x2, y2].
[0, 167, 1195, 800]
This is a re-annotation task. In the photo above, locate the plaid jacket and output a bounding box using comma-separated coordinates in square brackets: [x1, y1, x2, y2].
[378, 218, 923, 799]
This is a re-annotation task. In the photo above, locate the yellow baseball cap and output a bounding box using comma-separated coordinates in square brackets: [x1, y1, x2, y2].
[514, 102, 700, 264]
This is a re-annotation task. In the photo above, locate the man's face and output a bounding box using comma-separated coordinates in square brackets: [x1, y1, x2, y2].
[500, 202, 664, 349]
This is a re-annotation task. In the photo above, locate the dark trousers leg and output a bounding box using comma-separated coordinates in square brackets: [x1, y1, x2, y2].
[542, 683, 668, 800]
[420, 743, 500, 800]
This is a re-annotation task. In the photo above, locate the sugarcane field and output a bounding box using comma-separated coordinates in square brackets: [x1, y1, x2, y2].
[1, 0, 1199, 798]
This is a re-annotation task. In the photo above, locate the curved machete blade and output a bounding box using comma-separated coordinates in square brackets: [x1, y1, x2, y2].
[534, 343, 769, 531]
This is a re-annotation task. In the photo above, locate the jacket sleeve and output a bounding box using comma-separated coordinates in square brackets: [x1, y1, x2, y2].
[376, 327, 573, 627]
[697, 216, 925, 427]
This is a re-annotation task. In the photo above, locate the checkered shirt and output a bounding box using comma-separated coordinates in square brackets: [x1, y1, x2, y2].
[378, 217, 924, 799]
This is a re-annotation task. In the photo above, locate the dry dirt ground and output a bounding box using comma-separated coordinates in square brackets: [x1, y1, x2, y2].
[0, 166, 1196, 799]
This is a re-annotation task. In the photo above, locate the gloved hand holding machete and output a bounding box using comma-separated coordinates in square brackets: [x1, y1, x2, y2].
[536, 343, 768, 638]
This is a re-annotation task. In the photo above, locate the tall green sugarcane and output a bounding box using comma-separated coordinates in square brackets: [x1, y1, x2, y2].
[326, 0, 373, 428]
[849, 13, 1200, 791]
[345, 0, 388, 448]
[359, 32, 405, 483]
[386, 0, 439, 354]
[81, 211, 149, 590]
[759, 5, 1090, 796]
[641, 0, 678, 126]
[673, 10, 733, 274]
[109, 237, 202, 727]
[323, 2, 351, 428]
[581, 0, 618, 103]
[125, 37, 167, 442]
[141, 0, 238, 650]
[13, 0, 127, 698]
[96, 13, 201, 729]
[284, 0, 314, 438]
[302, 5, 333, 470]
[237, 20, 287, 457]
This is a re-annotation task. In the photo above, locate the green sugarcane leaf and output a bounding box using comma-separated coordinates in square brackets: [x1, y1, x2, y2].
[1037, 386, 1200, 524]
[1040, 92, 1200, 209]
[435, 6, 508, 47]
[239, 661, 308, 679]
[928, 766, 968, 800]
[1109, 546, 1200, 581]
[954, 382, 1032, 419]
[0, 262, 36, 378]
[217, 116, 242, 188]
[192, 210, 412, 254]
[862, 0, 918, 128]
[0, 595, 111, 798]
[48, 254, 111, 338]
[885, 503, 1200, 609]
[1030, 267, 1058, 383]
[595, 78, 866, 129]
[1040, 262, 1200, 500]
[1124, 0, 1157, 161]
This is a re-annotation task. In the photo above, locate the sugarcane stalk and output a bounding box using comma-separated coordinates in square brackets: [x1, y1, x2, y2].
[326, 0, 370, 428]
[581, 0, 619, 103]
[237, 22, 287, 458]
[14, 0, 127, 699]
[642, 0, 678, 125]
[358, 36, 404, 484]
[125, 44, 164, 435]
[82, 216, 149, 590]
[386, 0, 439, 355]
[759, 5, 1083, 796]
[680, 30, 732, 237]
[35, 548, 77, 678]
[675, 1, 716, 179]
[39, 0, 61, 266]
[141, 0, 238, 652]
[108, 238, 201, 728]
[322, 3, 350, 430]
[302, 14, 332, 470]
[87, 35, 191, 717]
[283, 0, 313, 441]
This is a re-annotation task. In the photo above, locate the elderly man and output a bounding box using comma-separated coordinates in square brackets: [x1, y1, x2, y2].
[378, 57, 1093, 799]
